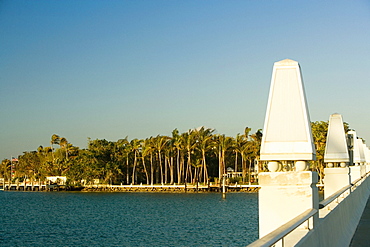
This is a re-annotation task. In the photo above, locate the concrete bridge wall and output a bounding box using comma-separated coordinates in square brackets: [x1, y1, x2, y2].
[296, 175, 370, 247]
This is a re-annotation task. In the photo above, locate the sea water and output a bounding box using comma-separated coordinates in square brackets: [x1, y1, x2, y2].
[0, 191, 258, 246]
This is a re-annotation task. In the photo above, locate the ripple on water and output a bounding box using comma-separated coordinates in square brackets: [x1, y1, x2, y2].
[0, 192, 258, 246]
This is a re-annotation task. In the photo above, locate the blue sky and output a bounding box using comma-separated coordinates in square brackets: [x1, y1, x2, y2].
[1, 0, 370, 160]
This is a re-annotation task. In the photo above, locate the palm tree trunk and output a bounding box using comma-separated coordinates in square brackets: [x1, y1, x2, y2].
[150, 153, 154, 185]
[194, 166, 198, 186]
[132, 151, 137, 185]
[164, 156, 168, 184]
[203, 155, 208, 184]
[176, 149, 180, 183]
[184, 159, 188, 186]
[202, 150, 208, 184]
[50, 143, 54, 167]
[179, 155, 184, 184]
[199, 163, 203, 183]
[142, 157, 149, 184]
[248, 159, 252, 185]
[222, 150, 226, 176]
[242, 155, 246, 183]
[235, 151, 238, 173]
[170, 156, 174, 185]
[218, 149, 222, 183]
[158, 151, 163, 184]
[126, 156, 129, 184]
[177, 158, 181, 184]
[189, 163, 193, 184]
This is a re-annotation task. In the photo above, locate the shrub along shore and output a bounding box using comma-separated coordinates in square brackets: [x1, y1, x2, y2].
[81, 184, 260, 193]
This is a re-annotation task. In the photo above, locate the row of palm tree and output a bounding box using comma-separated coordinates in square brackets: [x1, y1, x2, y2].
[1, 122, 351, 186]
[0, 127, 262, 185]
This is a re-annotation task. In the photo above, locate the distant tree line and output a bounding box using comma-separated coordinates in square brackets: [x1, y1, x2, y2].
[0, 122, 353, 185]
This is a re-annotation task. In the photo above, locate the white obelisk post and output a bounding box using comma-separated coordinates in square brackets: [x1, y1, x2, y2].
[323, 113, 350, 199]
[364, 145, 370, 173]
[348, 130, 364, 183]
[259, 59, 318, 243]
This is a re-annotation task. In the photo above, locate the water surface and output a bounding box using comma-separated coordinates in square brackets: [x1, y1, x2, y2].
[0, 192, 258, 246]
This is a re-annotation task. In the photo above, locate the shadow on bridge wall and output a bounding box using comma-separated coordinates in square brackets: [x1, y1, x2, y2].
[296, 174, 370, 247]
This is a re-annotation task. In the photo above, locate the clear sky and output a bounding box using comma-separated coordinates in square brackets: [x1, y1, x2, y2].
[1, 0, 370, 160]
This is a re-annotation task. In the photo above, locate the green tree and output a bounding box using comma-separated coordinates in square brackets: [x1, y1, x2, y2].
[141, 138, 151, 184]
[50, 134, 60, 167]
[172, 129, 182, 184]
[0, 159, 11, 180]
[153, 135, 169, 184]
[181, 131, 197, 184]
[213, 134, 233, 182]
[311, 121, 329, 183]
[194, 127, 214, 183]
[130, 138, 141, 185]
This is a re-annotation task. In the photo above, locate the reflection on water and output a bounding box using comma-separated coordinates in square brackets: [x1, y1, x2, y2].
[0, 192, 258, 246]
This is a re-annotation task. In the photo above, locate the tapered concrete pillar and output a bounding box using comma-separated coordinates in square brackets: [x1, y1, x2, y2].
[358, 140, 367, 177]
[358, 139, 366, 165]
[259, 59, 318, 241]
[324, 114, 349, 168]
[348, 131, 365, 182]
[349, 131, 362, 166]
[364, 146, 370, 173]
[323, 114, 350, 198]
[260, 59, 316, 171]
[363, 145, 370, 164]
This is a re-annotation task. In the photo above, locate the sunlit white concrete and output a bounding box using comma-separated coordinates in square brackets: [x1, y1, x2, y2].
[297, 174, 370, 247]
[358, 139, 366, 165]
[323, 113, 351, 199]
[350, 166, 362, 183]
[324, 167, 350, 199]
[260, 59, 316, 164]
[364, 145, 370, 164]
[259, 172, 319, 239]
[349, 131, 363, 165]
[258, 60, 318, 247]
[324, 113, 349, 166]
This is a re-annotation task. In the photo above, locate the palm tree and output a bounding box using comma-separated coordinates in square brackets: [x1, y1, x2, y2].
[50, 134, 60, 167]
[213, 134, 233, 181]
[234, 131, 250, 182]
[311, 121, 328, 183]
[181, 131, 197, 184]
[154, 135, 169, 184]
[59, 137, 69, 160]
[164, 140, 173, 184]
[39, 146, 53, 177]
[141, 138, 151, 184]
[148, 137, 156, 185]
[172, 129, 182, 184]
[240, 127, 251, 182]
[240, 141, 250, 183]
[114, 137, 129, 184]
[130, 138, 141, 185]
[195, 127, 214, 183]
[233, 133, 243, 174]
[249, 129, 262, 182]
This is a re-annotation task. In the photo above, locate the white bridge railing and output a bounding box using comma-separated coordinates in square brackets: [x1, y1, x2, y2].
[247, 209, 317, 247]
[247, 172, 370, 247]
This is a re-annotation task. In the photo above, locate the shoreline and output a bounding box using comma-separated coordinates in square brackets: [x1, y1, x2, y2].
[81, 184, 260, 193]
[1, 183, 260, 193]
